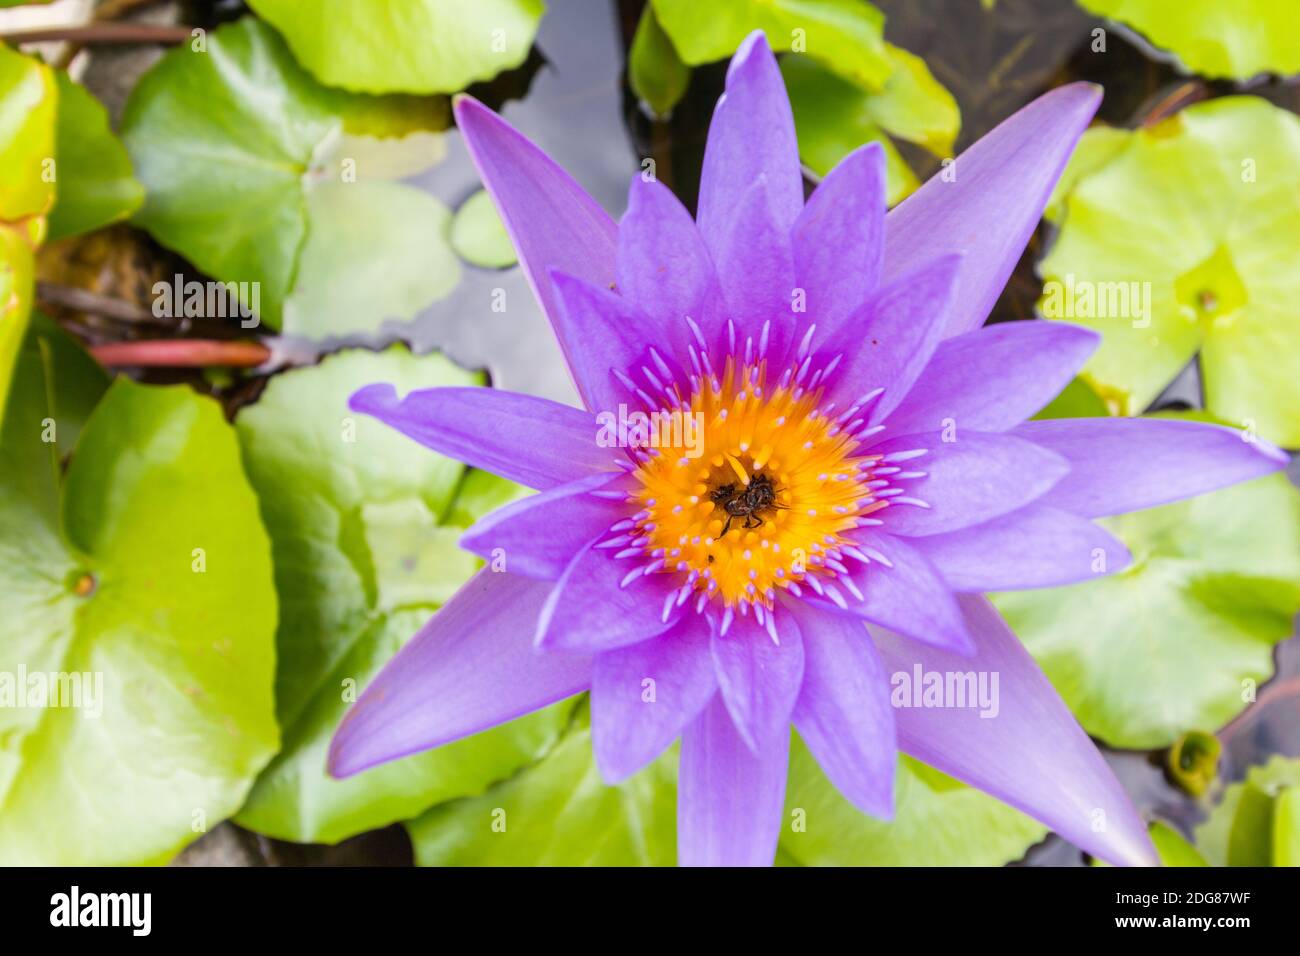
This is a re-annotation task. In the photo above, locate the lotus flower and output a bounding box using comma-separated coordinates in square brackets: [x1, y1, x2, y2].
[328, 33, 1285, 866]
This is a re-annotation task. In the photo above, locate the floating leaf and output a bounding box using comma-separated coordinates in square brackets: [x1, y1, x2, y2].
[283, 181, 460, 337]
[1040, 97, 1300, 445]
[233, 347, 569, 843]
[1032, 375, 1111, 420]
[0, 42, 55, 420]
[247, 0, 546, 94]
[122, 18, 459, 334]
[995, 413, 1300, 749]
[47, 72, 143, 241]
[1195, 756, 1300, 866]
[408, 705, 678, 866]
[781, 739, 1047, 865]
[782, 49, 958, 206]
[628, 4, 691, 117]
[0, 348, 278, 864]
[0, 42, 55, 224]
[449, 189, 517, 269]
[1078, 0, 1300, 80]
[0, 227, 34, 432]
[650, 0, 892, 91]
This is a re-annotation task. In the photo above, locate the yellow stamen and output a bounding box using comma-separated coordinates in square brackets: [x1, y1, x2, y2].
[632, 358, 878, 609]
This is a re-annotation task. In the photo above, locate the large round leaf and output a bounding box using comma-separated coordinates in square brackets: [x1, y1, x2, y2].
[0, 42, 54, 423]
[248, 0, 545, 94]
[0, 350, 279, 864]
[782, 48, 959, 205]
[233, 347, 566, 843]
[0, 42, 55, 224]
[650, 0, 892, 90]
[994, 416, 1300, 750]
[121, 17, 458, 334]
[1040, 97, 1300, 445]
[46, 72, 143, 242]
[780, 737, 1047, 866]
[1078, 0, 1300, 80]
[407, 707, 678, 866]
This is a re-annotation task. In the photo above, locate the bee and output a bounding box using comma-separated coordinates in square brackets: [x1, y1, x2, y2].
[710, 472, 787, 537]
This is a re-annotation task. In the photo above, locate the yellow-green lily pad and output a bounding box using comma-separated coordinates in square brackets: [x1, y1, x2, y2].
[1040, 97, 1300, 445]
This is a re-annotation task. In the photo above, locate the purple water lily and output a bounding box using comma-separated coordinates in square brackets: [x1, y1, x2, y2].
[328, 33, 1285, 866]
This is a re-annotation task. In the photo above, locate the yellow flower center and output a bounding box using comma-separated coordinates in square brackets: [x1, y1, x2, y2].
[628, 358, 886, 610]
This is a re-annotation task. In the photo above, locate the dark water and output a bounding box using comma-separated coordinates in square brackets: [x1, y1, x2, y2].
[163, 0, 1299, 865]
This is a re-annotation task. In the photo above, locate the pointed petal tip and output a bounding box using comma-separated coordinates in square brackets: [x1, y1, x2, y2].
[730, 29, 774, 76]
[451, 92, 488, 125]
[348, 382, 397, 415]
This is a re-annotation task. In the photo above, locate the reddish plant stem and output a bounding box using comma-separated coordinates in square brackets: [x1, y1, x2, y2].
[92, 340, 270, 368]
[0, 22, 193, 46]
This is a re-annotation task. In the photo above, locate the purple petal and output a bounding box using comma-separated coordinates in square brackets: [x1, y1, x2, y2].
[822, 254, 962, 417]
[884, 321, 1101, 437]
[883, 83, 1102, 338]
[822, 530, 974, 655]
[460, 473, 624, 580]
[697, 31, 802, 255]
[350, 384, 614, 491]
[617, 177, 724, 354]
[786, 601, 896, 819]
[550, 270, 664, 413]
[453, 96, 618, 404]
[910, 504, 1131, 591]
[710, 177, 798, 356]
[710, 610, 804, 752]
[1014, 417, 1288, 517]
[873, 595, 1158, 867]
[792, 141, 886, 333]
[871, 431, 1070, 536]
[590, 615, 716, 783]
[678, 694, 789, 867]
[536, 543, 679, 653]
[328, 570, 590, 778]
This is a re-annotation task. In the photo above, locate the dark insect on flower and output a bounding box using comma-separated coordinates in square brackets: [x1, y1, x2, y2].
[711, 473, 787, 537]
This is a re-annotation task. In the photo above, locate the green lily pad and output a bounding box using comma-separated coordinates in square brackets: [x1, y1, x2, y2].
[0, 226, 34, 433]
[0, 42, 55, 224]
[233, 347, 568, 843]
[1033, 375, 1112, 420]
[47, 72, 143, 242]
[1040, 97, 1300, 445]
[781, 48, 958, 206]
[650, 0, 893, 91]
[995, 414, 1300, 750]
[0, 339, 279, 864]
[248, 0, 545, 94]
[0, 43, 55, 420]
[781, 737, 1047, 865]
[1078, 0, 1300, 80]
[121, 17, 459, 334]
[449, 189, 517, 269]
[1195, 756, 1300, 866]
[407, 705, 679, 866]
[628, 3, 691, 118]
[283, 181, 460, 337]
